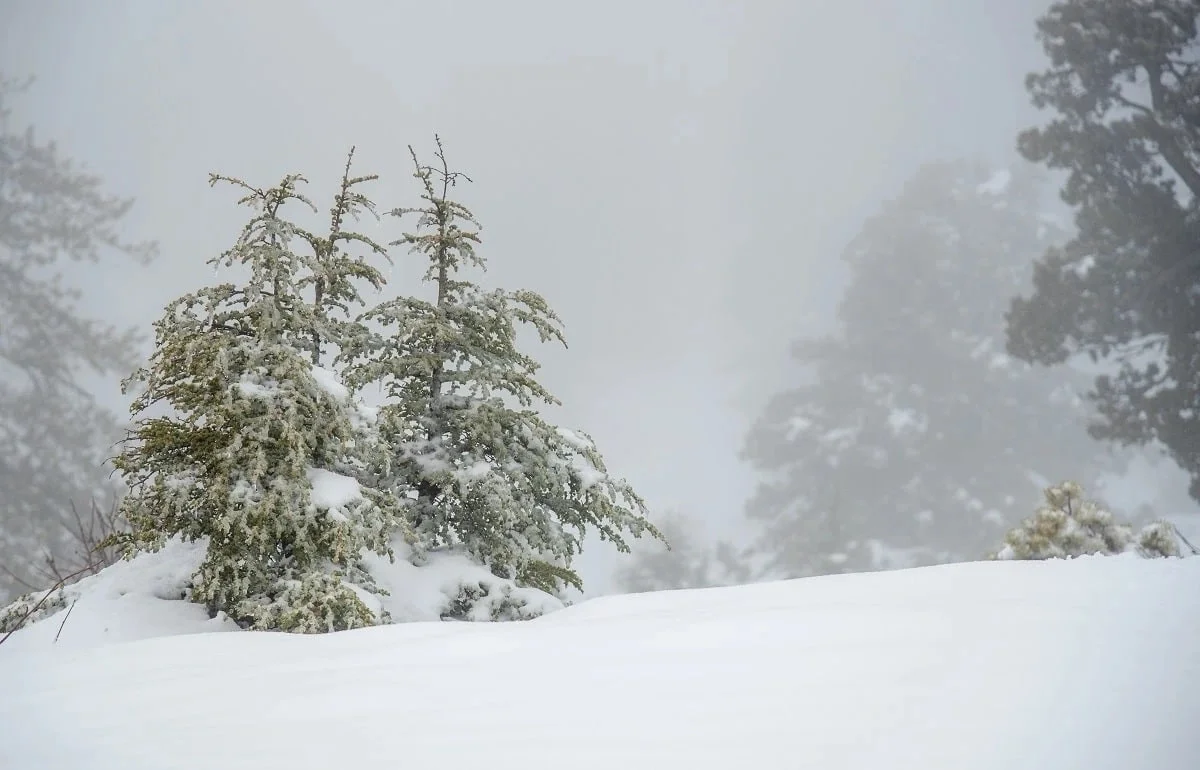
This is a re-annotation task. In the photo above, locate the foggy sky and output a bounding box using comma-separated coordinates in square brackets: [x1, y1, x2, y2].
[6, 0, 1156, 594]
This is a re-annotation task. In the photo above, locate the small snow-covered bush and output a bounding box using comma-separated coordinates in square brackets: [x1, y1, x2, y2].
[0, 588, 68, 636]
[236, 572, 381, 634]
[992, 481, 1184, 560]
[1133, 520, 1182, 559]
[442, 580, 545, 622]
[360, 542, 565, 623]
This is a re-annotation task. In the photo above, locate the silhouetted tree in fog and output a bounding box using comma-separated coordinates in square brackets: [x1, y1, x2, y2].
[742, 159, 1122, 579]
[0, 77, 155, 601]
[1007, 0, 1200, 503]
[613, 511, 750, 593]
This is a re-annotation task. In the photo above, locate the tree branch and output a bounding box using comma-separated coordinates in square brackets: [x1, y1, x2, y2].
[0, 559, 103, 648]
[1141, 62, 1200, 199]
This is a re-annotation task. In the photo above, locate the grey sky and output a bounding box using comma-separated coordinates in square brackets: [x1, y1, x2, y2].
[10, 0, 1186, 594]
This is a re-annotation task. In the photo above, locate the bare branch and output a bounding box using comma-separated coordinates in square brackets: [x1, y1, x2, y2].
[0, 559, 103, 648]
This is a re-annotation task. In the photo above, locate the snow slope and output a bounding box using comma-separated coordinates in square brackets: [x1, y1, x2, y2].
[2, 554, 1197, 769]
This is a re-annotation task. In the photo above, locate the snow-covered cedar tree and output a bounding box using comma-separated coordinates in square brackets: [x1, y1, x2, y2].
[0, 76, 155, 603]
[110, 151, 407, 633]
[613, 511, 752, 593]
[741, 159, 1128, 580]
[992, 481, 1183, 561]
[339, 137, 661, 600]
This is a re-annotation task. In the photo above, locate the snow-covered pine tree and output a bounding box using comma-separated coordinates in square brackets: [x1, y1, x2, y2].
[340, 137, 660, 598]
[111, 154, 405, 632]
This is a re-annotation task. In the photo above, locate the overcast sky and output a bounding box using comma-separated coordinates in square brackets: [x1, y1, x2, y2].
[11, 0, 1185, 594]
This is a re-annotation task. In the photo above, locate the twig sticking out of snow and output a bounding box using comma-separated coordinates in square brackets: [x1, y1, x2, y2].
[54, 599, 79, 644]
[0, 561, 102, 649]
[1172, 523, 1200, 556]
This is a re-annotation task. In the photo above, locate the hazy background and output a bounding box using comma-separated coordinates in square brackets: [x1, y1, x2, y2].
[3, 0, 1194, 593]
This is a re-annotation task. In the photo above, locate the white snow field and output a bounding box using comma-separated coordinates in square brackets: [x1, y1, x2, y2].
[2, 552, 1198, 770]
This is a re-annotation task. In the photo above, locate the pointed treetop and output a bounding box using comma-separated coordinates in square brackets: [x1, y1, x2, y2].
[390, 136, 485, 285]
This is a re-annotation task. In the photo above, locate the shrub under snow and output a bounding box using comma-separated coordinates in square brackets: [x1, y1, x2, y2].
[992, 481, 1183, 561]
[0, 534, 565, 651]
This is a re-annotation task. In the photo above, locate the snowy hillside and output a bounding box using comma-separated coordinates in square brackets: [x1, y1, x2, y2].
[2, 555, 1198, 770]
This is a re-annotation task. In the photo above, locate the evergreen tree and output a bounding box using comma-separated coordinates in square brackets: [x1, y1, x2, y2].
[0, 77, 155, 601]
[340, 137, 659, 596]
[1006, 0, 1200, 502]
[112, 153, 403, 632]
[613, 511, 751, 593]
[742, 159, 1121, 579]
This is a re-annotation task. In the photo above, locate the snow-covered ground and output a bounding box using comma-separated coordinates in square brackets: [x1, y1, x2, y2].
[2, 553, 1197, 769]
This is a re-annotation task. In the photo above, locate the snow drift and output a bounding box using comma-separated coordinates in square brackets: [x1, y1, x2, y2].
[0, 535, 563, 656]
[2, 554, 1197, 769]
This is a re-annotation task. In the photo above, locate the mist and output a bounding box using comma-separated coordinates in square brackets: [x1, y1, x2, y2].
[3, 0, 1196, 597]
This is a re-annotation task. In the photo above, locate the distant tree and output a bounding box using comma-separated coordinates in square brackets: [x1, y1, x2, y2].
[0, 76, 155, 602]
[111, 154, 404, 632]
[340, 137, 661, 598]
[613, 511, 751, 593]
[1007, 1, 1200, 502]
[742, 159, 1122, 579]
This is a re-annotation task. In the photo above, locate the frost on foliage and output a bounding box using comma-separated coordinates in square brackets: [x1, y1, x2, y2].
[0, 587, 68, 635]
[111, 160, 404, 632]
[993, 481, 1183, 561]
[441, 574, 549, 622]
[341, 138, 660, 598]
[1133, 520, 1182, 559]
[236, 571, 379, 633]
[355, 540, 563, 622]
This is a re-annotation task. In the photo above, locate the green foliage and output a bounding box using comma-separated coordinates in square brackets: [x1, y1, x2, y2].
[341, 137, 660, 597]
[993, 480, 1183, 560]
[1007, 1, 1200, 502]
[88, 137, 656, 631]
[518, 560, 584, 594]
[291, 148, 391, 365]
[112, 154, 403, 631]
[237, 572, 380, 634]
[0, 76, 156, 602]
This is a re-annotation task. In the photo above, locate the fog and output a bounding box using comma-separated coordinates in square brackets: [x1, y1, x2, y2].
[3, 0, 1193, 595]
